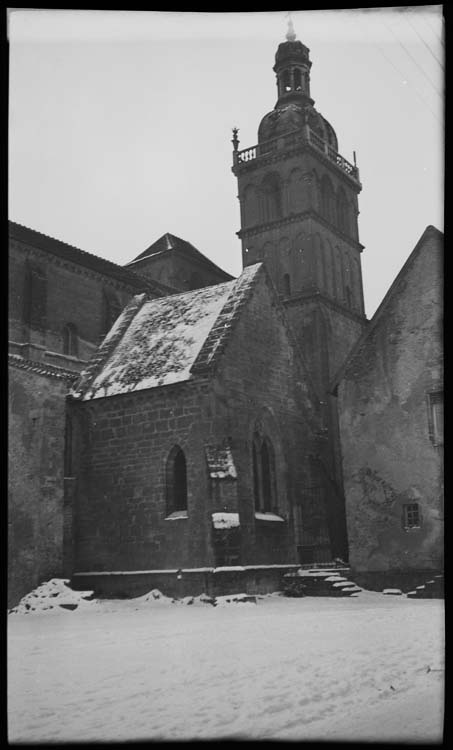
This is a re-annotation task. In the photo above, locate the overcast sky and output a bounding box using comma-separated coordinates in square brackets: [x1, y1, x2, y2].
[9, 7, 444, 317]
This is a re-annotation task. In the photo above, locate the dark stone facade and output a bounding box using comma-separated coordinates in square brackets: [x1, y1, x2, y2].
[8, 31, 443, 603]
[8, 358, 76, 606]
[336, 227, 443, 581]
[70, 266, 323, 574]
[7, 222, 164, 606]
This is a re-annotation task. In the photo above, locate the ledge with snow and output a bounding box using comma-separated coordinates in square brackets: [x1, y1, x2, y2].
[71, 561, 300, 599]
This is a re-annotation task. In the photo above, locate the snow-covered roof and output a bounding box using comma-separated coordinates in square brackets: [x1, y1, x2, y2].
[72, 263, 263, 401]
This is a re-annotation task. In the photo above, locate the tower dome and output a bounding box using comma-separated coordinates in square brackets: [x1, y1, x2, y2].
[257, 18, 338, 152]
[258, 103, 338, 151]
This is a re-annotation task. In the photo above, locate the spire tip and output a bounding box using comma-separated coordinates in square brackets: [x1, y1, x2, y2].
[286, 11, 297, 42]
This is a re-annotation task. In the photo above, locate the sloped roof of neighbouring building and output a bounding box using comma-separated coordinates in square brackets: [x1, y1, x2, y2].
[71, 263, 263, 401]
[9, 221, 171, 296]
[125, 232, 234, 281]
[330, 224, 443, 392]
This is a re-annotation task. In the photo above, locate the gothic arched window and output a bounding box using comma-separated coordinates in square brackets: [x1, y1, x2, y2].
[166, 445, 188, 515]
[262, 173, 283, 222]
[252, 433, 277, 514]
[282, 69, 291, 92]
[62, 323, 78, 357]
[24, 262, 47, 328]
[321, 176, 335, 224]
[336, 188, 349, 233]
[243, 184, 259, 227]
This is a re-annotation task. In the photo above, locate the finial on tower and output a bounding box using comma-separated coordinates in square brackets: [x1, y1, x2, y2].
[232, 127, 239, 151]
[285, 11, 297, 42]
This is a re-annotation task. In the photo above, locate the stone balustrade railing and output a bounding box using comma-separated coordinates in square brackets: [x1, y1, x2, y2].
[234, 127, 359, 181]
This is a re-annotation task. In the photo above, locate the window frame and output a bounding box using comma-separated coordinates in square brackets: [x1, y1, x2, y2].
[62, 323, 78, 357]
[165, 445, 188, 517]
[427, 390, 443, 447]
[252, 432, 278, 515]
[402, 502, 421, 530]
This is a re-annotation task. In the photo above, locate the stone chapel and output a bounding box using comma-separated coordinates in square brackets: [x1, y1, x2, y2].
[8, 22, 443, 605]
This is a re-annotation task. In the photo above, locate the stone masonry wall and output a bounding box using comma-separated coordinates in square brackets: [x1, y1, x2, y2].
[8, 364, 70, 606]
[72, 380, 229, 573]
[72, 268, 322, 574]
[210, 271, 322, 566]
[337, 231, 443, 573]
[9, 239, 140, 361]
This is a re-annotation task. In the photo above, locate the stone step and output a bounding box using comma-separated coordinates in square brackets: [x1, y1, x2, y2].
[283, 571, 361, 598]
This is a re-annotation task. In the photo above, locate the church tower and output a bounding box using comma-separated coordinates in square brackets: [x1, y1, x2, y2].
[232, 19, 368, 561]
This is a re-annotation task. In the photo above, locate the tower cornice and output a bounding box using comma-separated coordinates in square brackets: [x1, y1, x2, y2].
[282, 290, 367, 324]
[237, 209, 364, 253]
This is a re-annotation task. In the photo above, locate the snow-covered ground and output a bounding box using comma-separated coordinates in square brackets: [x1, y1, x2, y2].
[8, 581, 444, 743]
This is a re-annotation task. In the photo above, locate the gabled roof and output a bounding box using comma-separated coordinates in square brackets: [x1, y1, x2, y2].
[125, 232, 234, 280]
[71, 263, 263, 401]
[9, 221, 171, 296]
[330, 225, 443, 392]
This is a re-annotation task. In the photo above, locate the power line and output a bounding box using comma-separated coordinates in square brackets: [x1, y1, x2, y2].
[405, 12, 444, 70]
[375, 43, 442, 126]
[380, 16, 442, 99]
[354, 15, 442, 127]
[422, 13, 444, 46]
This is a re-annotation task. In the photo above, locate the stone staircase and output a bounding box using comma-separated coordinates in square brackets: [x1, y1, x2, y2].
[283, 566, 361, 598]
[407, 574, 444, 599]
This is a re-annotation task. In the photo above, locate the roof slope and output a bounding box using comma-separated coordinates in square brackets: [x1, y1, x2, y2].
[72, 264, 263, 401]
[9, 221, 171, 295]
[126, 232, 234, 280]
[330, 225, 443, 391]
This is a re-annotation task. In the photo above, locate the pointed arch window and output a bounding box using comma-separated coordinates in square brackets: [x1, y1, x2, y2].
[166, 446, 188, 516]
[262, 173, 283, 222]
[336, 189, 349, 234]
[252, 432, 277, 513]
[62, 323, 78, 357]
[23, 262, 47, 328]
[282, 69, 292, 92]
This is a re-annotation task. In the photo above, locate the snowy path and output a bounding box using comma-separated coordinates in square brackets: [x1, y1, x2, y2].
[8, 591, 444, 742]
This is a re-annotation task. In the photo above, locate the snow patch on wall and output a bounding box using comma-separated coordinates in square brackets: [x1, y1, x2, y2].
[254, 512, 285, 522]
[205, 444, 237, 479]
[212, 512, 240, 529]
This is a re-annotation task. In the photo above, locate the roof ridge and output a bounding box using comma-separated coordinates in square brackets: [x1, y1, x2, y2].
[190, 264, 264, 375]
[9, 220, 169, 296]
[127, 231, 234, 280]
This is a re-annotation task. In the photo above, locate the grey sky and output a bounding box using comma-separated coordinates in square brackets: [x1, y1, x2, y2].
[8, 8, 443, 317]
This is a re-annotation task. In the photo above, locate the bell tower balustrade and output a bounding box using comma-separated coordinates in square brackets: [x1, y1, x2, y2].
[232, 127, 360, 184]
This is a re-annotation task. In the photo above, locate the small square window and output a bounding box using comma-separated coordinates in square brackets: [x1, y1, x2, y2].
[403, 503, 421, 529]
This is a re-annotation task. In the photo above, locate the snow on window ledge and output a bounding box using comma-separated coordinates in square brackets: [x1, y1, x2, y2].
[254, 512, 285, 522]
[212, 512, 240, 529]
[165, 510, 188, 521]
